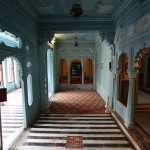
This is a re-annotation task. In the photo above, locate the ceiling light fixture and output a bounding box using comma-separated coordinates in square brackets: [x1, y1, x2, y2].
[47, 36, 56, 49]
[70, 0, 83, 19]
[74, 37, 79, 46]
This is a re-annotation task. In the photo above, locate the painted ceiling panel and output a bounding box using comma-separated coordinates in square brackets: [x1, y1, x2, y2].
[30, 0, 122, 16]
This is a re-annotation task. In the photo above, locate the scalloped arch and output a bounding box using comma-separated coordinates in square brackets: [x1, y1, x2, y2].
[117, 52, 128, 70]
[2, 56, 23, 79]
[134, 47, 150, 69]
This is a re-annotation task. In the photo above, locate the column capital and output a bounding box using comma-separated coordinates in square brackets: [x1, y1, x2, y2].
[128, 70, 138, 79]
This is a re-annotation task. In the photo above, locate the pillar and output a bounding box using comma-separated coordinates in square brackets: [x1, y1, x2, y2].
[2, 59, 8, 89]
[125, 71, 136, 127]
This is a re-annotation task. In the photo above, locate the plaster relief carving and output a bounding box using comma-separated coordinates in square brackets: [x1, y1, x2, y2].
[127, 25, 134, 37]
[26, 45, 29, 52]
[37, 5, 55, 15]
[114, 27, 121, 44]
[89, 48, 95, 54]
[136, 14, 150, 32]
[96, 5, 114, 14]
[118, 30, 126, 42]
[27, 62, 32, 68]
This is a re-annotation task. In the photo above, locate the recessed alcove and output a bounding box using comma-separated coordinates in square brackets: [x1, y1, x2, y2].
[58, 58, 68, 84]
[84, 58, 93, 84]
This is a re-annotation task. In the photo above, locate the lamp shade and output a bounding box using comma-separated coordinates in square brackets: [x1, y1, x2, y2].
[70, 3, 83, 19]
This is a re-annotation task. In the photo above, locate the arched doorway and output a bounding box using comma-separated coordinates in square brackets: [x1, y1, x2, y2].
[0, 56, 25, 149]
[134, 48, 150, 136]
[47, 49, 54, 98]
[118, 53, 129, 106]
[70, 58, 82, 84]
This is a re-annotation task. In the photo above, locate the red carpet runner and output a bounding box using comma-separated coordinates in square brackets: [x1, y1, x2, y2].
[49, 90, 105, 114]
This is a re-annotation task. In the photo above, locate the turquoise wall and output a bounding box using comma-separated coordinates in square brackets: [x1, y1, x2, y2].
[112, 0, 150, 126]
[95, 40, 112, 103]
[0, 0, 41, 130]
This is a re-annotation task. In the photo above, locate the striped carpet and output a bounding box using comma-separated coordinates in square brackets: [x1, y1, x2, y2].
[16, 114, 135, 150]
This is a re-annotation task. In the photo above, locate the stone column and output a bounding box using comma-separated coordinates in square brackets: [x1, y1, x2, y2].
[125, 71, 136, 127]
[113, 69, 119, 111]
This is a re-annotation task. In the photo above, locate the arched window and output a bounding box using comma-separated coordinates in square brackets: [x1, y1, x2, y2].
[27, 74, 33, 106]
[58, 59, 68, 84]
[7, 57, 15, 83]
[84, 58, 93, 84]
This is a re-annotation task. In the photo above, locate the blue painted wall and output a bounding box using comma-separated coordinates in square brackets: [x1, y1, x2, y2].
[95, 40, 112, 102]
[0, 0, 41, 130]
[112, 0, 150, 126]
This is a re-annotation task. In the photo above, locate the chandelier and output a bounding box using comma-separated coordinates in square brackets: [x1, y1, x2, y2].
[70, 0, 83, 19]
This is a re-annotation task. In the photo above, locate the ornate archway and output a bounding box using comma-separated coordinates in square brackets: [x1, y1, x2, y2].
[118, 53, 129, 106]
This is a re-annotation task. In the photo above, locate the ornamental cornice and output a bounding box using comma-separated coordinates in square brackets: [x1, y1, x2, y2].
[114, 13, 150, 45]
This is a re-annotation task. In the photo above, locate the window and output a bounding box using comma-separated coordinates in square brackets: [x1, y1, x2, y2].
[70, 59, 82, 84]
[27, 74, 33, 106]
[71, 62, 82, 76]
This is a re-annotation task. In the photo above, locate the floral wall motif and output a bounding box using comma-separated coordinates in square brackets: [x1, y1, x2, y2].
[115, 13, 150, 44]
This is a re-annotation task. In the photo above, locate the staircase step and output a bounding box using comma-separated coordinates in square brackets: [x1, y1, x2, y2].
[15, 114, 136, 150]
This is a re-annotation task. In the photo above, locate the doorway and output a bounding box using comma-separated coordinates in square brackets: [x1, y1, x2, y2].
[0, 56, 25, 149]
[47, 49, 54, 98]
[134, 49, 150, 136]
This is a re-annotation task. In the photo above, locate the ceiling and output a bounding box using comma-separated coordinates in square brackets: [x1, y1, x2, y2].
[29, 0, 122, 17]
[28, 0, 123, 45]
[55, 31, 99, 43]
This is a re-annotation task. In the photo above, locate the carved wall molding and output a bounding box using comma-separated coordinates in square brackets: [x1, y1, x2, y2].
[115, 13, 150, 44]
[136, 14, 150, 32]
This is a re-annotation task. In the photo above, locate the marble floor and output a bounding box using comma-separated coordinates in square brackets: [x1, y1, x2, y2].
[134, 112, 150, 136]
[0, 88, 23, 150]
[138, 90, 150, 104]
